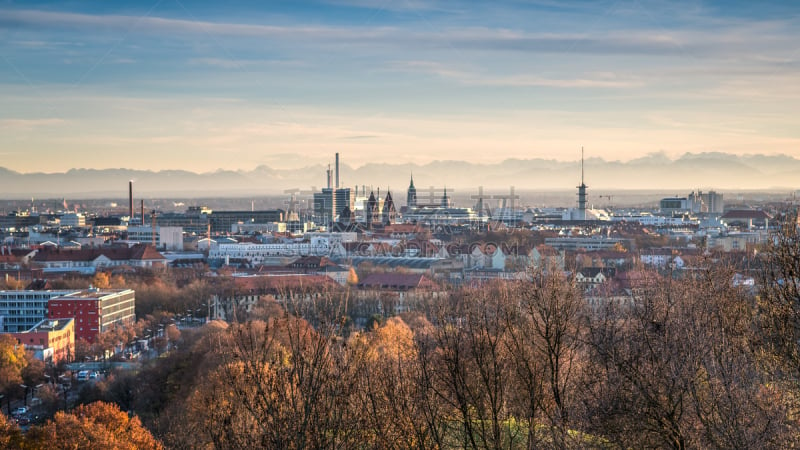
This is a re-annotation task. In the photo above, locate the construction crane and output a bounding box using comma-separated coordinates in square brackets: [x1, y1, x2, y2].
[598, 195, 614, 209]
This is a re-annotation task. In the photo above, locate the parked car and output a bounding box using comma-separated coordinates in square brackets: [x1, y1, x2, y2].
[13, 406, 27, 416]
[76, 370, 89, 381]
[89, 371, 98, 379]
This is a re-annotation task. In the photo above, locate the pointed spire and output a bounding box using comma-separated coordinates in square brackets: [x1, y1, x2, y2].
[409, 172, 415, 189]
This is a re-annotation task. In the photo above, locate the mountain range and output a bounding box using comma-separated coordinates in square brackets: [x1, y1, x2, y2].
[1, 152, 799, 198]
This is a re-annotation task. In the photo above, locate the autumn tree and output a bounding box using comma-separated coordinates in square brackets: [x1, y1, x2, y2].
[91, 271, 111, 289]
[25, 401, 163, 450]
[222, 309, 359, 449]
[0, 413, 22, 449]
[350, 316, 447, 449]
[346, 267, 359, 286]
[0, 334, 27, 414]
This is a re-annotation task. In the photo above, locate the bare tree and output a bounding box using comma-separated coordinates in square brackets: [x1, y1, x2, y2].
[586, 264, 789, 448]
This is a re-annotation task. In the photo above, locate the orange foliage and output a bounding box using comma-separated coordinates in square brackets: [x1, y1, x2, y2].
[25, 401, 163, 450]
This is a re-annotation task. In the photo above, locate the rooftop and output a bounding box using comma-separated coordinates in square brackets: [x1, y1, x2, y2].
[25, 318, 74, 333]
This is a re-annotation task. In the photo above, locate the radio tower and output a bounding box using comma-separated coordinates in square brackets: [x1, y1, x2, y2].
[577, 147, 588, 220]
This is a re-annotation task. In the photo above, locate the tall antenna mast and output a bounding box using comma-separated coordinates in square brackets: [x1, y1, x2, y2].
[581, 146, 584, 185]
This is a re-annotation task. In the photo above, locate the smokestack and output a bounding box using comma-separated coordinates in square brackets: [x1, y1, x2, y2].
[326, 164, 332, 189]
[335, 152, 340, 189]
[140, 200, 144, 226]
[129, 181, 133, 219]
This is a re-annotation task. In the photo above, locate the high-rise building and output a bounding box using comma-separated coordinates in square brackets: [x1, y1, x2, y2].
[687, 190, 724, 214]
[313, 188, 352, 225]
[335, 188, 352, 220]
[314, 188, 335, 225]
[313, 153, 353, 225]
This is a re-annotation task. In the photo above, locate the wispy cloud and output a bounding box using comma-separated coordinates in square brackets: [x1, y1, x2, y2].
[187, 57, 307, 69]
[0, 118, 66, 131]
[388, 61, 643, 88]
[1, 8, 795, 58]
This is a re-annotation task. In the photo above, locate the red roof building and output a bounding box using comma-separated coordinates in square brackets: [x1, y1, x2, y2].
[31, 244, 166, 273]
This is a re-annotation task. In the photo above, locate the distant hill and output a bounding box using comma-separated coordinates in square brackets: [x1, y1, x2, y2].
[1, 152, 798, 198]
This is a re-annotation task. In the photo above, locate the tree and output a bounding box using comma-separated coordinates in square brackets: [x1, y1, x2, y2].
[0, 334, 27, 413]
[585, 266, 788, 448]
[92, 271, 111, 289]
[36, 383, 62, 417]
[0, 413, 22, 449]
[25, 401, 163, 450]
[21, 353, 45, 387]
[759, 211, 800, 375]
[349, 317, 445, 449]
[347, 267, 359, 286]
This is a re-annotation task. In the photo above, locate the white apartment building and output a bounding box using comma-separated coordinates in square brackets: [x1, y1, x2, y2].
[60, 213, 86, 228]
[127, 226, 184, 251]
[0, 290, 76, 333]
[209, 236, 345, 265]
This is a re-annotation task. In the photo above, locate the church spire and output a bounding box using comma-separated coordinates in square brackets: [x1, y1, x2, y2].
[407, 173, 417, 208]
[441, 186, 450, 208]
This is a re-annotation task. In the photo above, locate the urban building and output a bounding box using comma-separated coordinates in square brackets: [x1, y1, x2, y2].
[48, 288, 136, 343]
[209, 235, 347, 266]
[7, 318, 75, 363]
[208, 210, 286, 233]
[688, 190, 724, 214]
[155, 210, 210, 235]
[0, 290, 75, 333]
[660, 197, 689, 213]
[31, 244, 167, 274]
[544, 237, 629, 251]
[59, 213, 86, 228]
[126, 225, 184, 251]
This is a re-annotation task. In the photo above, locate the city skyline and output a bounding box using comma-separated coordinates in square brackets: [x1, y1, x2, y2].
[1, 1, 799, 173]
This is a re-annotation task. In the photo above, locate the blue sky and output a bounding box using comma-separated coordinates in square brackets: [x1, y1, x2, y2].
[1, 0, 798, 173]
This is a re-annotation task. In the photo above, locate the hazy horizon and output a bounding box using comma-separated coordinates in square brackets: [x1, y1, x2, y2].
[1, 151, 799, 199]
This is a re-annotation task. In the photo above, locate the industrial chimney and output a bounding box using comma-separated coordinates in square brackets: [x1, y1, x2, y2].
[335, 152, 340, 189]
[327, 164, 332, 189]
[129, 181, 133, 219]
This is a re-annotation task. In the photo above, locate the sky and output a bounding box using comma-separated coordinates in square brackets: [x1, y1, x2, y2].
[0, 0, 799, 173]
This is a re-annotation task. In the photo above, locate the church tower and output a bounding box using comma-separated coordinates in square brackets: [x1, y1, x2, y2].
[406, 173, 417, 208]
[383, 191, 397, 225]
[441, 186, 451, 208]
